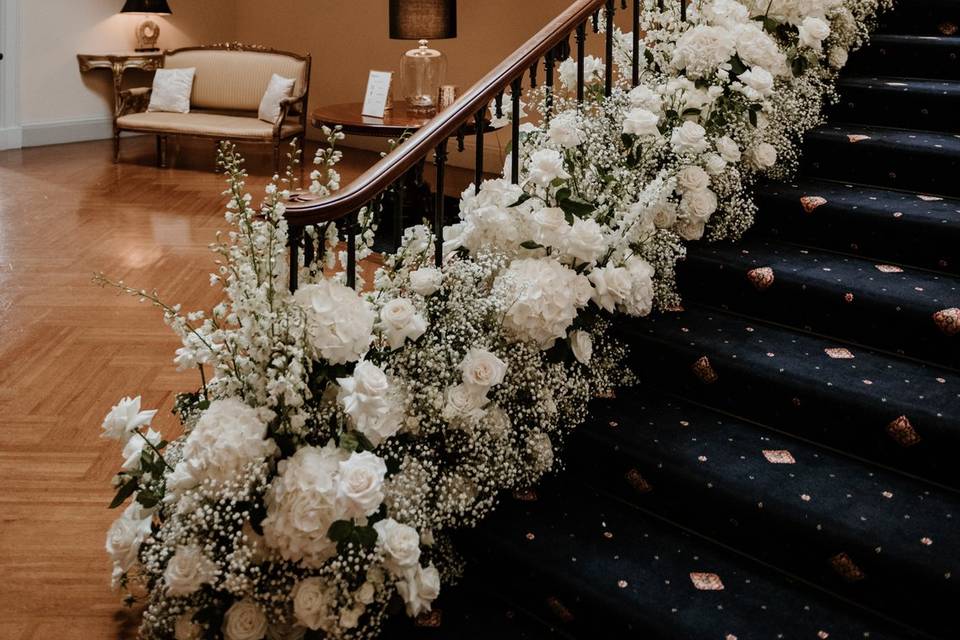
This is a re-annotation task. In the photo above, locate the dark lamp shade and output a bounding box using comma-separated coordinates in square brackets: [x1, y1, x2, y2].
[389, 0, 457, 40]
[121, 0, 172, 14]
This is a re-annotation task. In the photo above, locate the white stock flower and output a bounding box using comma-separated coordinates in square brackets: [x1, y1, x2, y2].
[292, 577, 337, 632]
[747, 142, 778, 169]
[101, 396, 157, 443]
[105, 502, 153, 572]
[676, 166, 711, 193]
[374, 518, 421, 574]
[262, 442, 347, 567]
[223, 599, 268, 640]
[565, 218, 606, 265]
[338, 361, 404, 446]
[409, 267, 442, 296]
[527, 149, 570, 187]
[671, 25, 737, 79]
[163, 545, 219, 596]
[379, 297, 427, 350]
[671, 121, 709, 155]
[120, 427, 162, 473]
[396, 564, 441, 617]
[559, 55, 604, 90]
[569, 330, 593, 365]
[622, 108, 661, 137]
[294, 280, 375, 365]
[589, 264, 632, 313]
[628, 85, 662, 112]
[623, 257, 656, 317]
[715, 136, 741, 162]
[547, 111, 584, 148]
[697, 0, 750, 26]
[798, 16, 830, 50]
[459, 348, 507, 393]
[681, 188, 719, 221]
[166, 398, 277, 499]
[337, 451, 387, 519]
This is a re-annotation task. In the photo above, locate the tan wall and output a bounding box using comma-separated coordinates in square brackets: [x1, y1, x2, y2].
[19, 0, 235, 143]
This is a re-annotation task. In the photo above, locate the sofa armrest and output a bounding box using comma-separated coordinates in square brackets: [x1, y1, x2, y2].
[118, 87, 152, 117]
[274, 92, 308, 135]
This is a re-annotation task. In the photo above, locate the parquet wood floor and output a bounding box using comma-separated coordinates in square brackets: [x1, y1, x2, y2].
[0, 136, 478, 639]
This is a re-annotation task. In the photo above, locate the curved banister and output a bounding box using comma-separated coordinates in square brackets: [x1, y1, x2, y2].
[285, 0, 609, 227]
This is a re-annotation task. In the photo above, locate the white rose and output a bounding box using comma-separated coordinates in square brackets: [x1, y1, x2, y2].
[374, 518, 421, 574]
[101, 396, 157, 443]
[565, 218, 606, 265]
[704, 153, 727, 176]
[484, 405, 512, 438]
[737, 67, 775, 99]
[337, 451, 387, 519]
[798, 16, 830, 51]
[339, 606, 364, 630]
[676, 165, 711, 193]
[531, 206, 570, 248]
[442, 383, 487, 424]
[652, 201, 679, 229]
[569, 330, 593, 365]
[379, 297, 427, 350]
[527, 149, 570, 187]
[670, 121, 709, 155]
[677, 218, 706, 241]
[409, 267, 442, 296]
[715, 136, 741, 162]
[355, 582, 376, 605]
[747, 142, 778, 169]
[623, 257, 656, 317]
[164, 545, 218, 596]
[559, 55, 605, 89]
[338, 361, 403, 446]
[547, 111, 584, 148]
[294, 280, 375, 365]
[681, 188, 719, 221]
[120, 427, 161, 473]
[396, 564, 441, 618]
[628, 85, 662, 112]
[174, 614, 202, 640]
[459, 348, 507, 392]
[223, 599, 267, 640]
[105, 503, 152, 571]
[828, 46, 848, 69]
[733, 23, 786, 74]
[588, 264, 632, 313]
[292, 577, 335, 632]
[622, 108, 660, 137]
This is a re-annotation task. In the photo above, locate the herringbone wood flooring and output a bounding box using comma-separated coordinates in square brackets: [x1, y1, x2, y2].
[0, 137, 407, 639]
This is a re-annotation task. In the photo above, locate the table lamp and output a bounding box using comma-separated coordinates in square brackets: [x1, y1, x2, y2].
[389, 0, 457, 114]
[121, 0, 173, 52]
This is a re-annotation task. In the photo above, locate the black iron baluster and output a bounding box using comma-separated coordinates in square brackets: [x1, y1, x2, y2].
[394, 179, 405, 251]
[288, 225, 302, 292]
[633, 0, 641, 87]
[544, 50, 556, 119]
[495, 91, 505, 119]
[680, 0, 686, 22]
[346, 212, 358, 290]
[658, 0, 664, 10]
[576, 22, 586, 105]
[474, 109, 485, 194]
[434, 140, 449, 267]
[303, 226, 315, 268]
[605, 0, 615, 97]
[510, 78, 522, 184]
[529, 61, 538, 89]
[592, 10, 600, 33]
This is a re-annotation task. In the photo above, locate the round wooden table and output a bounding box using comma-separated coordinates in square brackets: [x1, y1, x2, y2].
[311, 102, 437, 138]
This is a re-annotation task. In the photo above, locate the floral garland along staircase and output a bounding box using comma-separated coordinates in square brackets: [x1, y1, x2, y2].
[97, 1, 960, 639]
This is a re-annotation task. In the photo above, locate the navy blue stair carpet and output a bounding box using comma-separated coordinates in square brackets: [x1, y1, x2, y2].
[422, 5, 960, 639]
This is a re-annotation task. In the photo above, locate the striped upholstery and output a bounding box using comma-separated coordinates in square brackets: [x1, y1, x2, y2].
[164, 49, 307, 112]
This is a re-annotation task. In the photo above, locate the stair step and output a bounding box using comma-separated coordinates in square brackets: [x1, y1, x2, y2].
[617, 307, 960, 487]
[752, 178, 960, 274]
[802, 124, 960, 196]
[829, 76, 960, 133]
[569, 393, 960, 637]
[677, 240, 960, 367]
[877, 0, 960, 37]
[467, 481, 926, 639]
[845, 35, 960, 81]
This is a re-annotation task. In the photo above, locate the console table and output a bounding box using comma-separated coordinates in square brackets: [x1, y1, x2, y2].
[77, 52, 164, 116]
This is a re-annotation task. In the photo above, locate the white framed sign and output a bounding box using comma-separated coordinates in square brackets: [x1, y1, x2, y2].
[362, 70, 393, 118]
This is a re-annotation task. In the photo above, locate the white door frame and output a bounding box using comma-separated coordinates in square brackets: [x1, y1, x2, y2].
[0, 0, 22, 150]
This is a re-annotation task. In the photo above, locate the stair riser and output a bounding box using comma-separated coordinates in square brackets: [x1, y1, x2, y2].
[802, 136, 960, 197]
[878, 3, 960, 37]
[845, 39, 960, 81]
[753, 191, 960, 275]
[617, 322, 959, 488]
[676, 255, 960, 368]
[829, 83, 960, 133]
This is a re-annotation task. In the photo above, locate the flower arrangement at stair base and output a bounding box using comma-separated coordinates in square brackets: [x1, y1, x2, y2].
[99, 1, 891, 638]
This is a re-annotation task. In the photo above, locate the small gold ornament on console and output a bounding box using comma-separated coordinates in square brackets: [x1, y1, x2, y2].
[121, 0, 172, 52]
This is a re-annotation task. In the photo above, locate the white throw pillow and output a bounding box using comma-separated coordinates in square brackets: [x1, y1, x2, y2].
[258, 74, 297, 124]
[147, 68, 196, 114]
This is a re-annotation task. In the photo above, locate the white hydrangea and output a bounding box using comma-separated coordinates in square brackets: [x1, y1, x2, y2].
[671, 25, 737, 79]
[294, 280, 375, 365]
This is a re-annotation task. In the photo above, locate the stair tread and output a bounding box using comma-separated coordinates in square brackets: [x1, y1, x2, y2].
[471, 481, 923, 639]
[809, 123, 960, 155]
[838, 75, 960, 91]
[581, 392, 960, 591]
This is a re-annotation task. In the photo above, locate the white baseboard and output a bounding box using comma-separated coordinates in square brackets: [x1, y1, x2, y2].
[20, 116, 118, 148]
[0, 126, 23, 150]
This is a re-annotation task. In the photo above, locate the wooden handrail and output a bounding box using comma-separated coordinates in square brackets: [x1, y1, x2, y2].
[285, 0, 608, 227]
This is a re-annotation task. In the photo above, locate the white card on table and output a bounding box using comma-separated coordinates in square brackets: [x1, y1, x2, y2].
[362, 70, 393, 118]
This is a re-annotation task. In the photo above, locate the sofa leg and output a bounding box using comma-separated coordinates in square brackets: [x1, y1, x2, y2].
[113, 132, 121, 163]
[273, 142, 281, 176]
[157, 136, 168, 169]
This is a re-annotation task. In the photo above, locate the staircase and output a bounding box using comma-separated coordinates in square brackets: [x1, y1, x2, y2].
[408, 3, 960, 638]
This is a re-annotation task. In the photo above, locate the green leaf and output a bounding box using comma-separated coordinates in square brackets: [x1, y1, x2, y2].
[558, 196, 595, 219]
[681, 108, 701, 117]
[508, 193, 532, 208]
[791, 55, 808, 77]
[136, 490, 160, 509]
[749, 109, 758, 127]
[109, 478, 139, 509]
[520, 240, 544, 250]
[327, 520, 354, 542]
[339, 432, 360, 452]
[355, 526, 378, 548]
[197, 400, 211, 411]
[644, 48, 654, 66]
[729, 55, 747, 77]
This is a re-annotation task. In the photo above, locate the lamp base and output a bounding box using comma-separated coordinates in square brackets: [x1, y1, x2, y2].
[135, 18, 161, 52]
